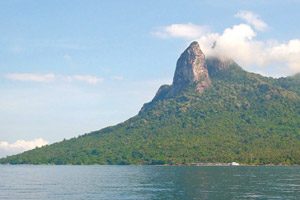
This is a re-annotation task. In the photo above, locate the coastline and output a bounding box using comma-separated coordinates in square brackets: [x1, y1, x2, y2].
[0, 162, 298, 166]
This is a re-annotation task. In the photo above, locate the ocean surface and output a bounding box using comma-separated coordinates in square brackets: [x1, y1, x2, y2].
[0, 165, 299, 200]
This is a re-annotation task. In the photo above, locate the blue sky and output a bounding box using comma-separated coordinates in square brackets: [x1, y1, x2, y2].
[1, 0, 300, 156]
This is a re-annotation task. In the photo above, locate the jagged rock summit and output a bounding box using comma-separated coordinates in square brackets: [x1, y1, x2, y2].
[150, 41, 211, 102]
[173, 41, 211, 93]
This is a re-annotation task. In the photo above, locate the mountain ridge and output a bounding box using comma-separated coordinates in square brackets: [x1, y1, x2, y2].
[1, 41, 300, 165]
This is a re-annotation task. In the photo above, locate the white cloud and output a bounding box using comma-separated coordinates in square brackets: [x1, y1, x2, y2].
[63, 54, 72, 62]
[152, 23, 209, 39]
[0, 138, 48, 157]
[5, 73, 56, 82]
[235, 10, 268, 31]
[5, 73, 104, 85]
[111, 76, 124, 81]
[198, 24, 300, 75]
[71, 75, 103, 84]
[153, 12, 300, 76]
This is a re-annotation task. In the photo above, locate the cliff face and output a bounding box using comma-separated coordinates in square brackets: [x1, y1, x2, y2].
[149, 41, 211, 103]
[173, 41, 211, 93]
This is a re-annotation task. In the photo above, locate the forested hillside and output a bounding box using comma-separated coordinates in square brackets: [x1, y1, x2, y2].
[1, 42, 299, 165]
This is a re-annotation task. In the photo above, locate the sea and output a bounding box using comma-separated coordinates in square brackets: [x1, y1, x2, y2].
[0, 165, 299, 200]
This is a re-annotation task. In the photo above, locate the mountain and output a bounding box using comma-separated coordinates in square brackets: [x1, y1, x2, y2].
[1, 42, 300, 165]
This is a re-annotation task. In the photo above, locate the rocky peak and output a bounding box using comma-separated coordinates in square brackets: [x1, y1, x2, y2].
[142, 42, 212, 110]
[173, 41, 211, 93]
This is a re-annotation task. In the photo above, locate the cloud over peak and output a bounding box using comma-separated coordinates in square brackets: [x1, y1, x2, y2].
[153, 11, 300, 76]
[235, 10, 268, 31]
[152, 23, 209, 39]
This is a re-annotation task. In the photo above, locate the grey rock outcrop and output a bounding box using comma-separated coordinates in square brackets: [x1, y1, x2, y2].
[173, 41, 211, 93]
[140, 41, 212, 113]
[153, 41, 211, 101]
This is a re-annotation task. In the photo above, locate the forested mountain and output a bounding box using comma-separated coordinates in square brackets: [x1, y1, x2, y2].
[1, 42, 300, 165]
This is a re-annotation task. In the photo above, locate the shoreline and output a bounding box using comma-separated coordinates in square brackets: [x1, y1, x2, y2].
[161, 163, 297, 167]
[0, 163, 298, 167]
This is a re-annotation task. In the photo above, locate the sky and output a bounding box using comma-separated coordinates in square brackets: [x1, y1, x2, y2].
[1, 0, 300, 157]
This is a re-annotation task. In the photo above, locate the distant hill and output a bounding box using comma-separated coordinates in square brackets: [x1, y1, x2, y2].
[1, 42, 300, 165]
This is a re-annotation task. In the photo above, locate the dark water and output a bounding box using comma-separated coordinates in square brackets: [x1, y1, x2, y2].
[0, 165, 300, 200]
